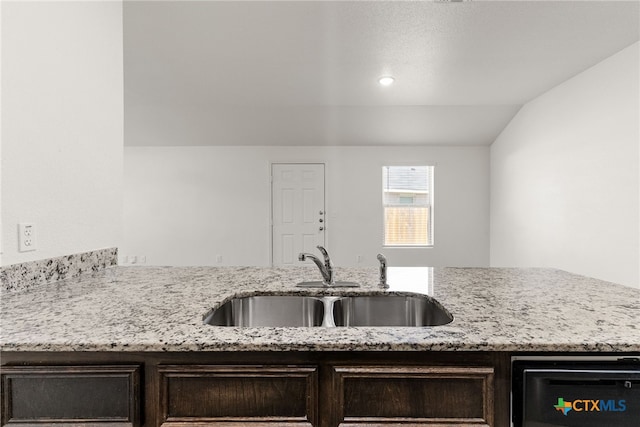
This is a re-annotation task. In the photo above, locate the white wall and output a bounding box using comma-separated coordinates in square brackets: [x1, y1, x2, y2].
[490, 42, 640, 288]
[122, 146, 489, 267]
[1, 1, 123, 265]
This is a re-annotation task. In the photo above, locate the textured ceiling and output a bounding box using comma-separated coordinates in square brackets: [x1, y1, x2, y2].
[124, 0, 640, 146]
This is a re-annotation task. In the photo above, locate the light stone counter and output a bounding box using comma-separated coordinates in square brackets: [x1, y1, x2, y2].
[1, 266, 638, 352]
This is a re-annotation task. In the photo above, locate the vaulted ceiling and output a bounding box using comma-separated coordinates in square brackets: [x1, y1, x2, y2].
[124, 0, 640, 146]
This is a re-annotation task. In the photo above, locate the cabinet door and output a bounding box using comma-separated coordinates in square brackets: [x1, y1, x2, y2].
[331, 365, 494, 426]
[158, 365, 318, 426]
[1, 365, 141, 427]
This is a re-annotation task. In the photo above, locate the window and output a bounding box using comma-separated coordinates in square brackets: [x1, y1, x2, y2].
[382, 166, 434, 246]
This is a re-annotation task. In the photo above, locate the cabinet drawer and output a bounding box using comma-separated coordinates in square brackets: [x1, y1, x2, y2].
[158, 365, 317, 426]
[1, 365, 141, 427]
[332, 365, 494, 426]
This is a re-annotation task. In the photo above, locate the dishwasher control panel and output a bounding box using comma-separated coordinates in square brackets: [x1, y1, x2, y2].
[512, 357, 640, 427]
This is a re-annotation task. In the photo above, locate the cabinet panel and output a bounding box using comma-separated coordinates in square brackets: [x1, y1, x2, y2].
[158, 365, 317, 426]
[332, 365, 494, 426]
[1, 365, 141, 427]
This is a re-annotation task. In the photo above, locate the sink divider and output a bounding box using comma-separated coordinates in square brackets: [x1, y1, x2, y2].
[320, 296, 342, 327]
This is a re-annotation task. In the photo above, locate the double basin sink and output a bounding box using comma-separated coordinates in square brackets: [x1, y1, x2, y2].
[204, 294, 453, 327]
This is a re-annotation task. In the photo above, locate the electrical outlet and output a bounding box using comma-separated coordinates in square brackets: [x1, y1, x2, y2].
[216, 255, 223, 263]
[18, 223, 37, 252]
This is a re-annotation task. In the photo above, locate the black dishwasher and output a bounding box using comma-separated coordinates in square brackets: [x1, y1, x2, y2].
[512, 357, 640, 427]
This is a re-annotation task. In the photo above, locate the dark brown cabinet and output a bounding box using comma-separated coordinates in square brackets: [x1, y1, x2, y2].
[331, 365, 494, 426]
[1, 352, 511, 427]
[158, 364, 318, 426]
[1, 365, 141, 426]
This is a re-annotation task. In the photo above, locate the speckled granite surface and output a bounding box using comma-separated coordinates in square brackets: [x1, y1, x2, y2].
[1, 266, 638, 352]
[0, 248, 118, 292]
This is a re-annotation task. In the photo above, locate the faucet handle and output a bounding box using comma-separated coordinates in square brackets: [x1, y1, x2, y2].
[316, 246, 331, 265]
[316, 246, 333, 285]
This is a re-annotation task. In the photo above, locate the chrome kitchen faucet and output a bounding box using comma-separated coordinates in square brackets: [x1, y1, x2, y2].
[298, 245, 334, 285]
[297, 246, 359, 288]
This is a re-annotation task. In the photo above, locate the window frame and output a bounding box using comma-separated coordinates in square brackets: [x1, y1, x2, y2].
[382, 165, 434, 248]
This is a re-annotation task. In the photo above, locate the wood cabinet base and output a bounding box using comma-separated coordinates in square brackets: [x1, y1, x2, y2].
[333, 365, 494, 426]
[1, 365, 141, 427]
[1, 352, 511, 427]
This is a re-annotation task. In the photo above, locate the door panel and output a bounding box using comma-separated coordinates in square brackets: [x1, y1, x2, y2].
[1, 365, 141, 426]
[281, 234, 295, 264]
[282, 189, 294, 223]
[302, 189, 314, 223]
[331, 365, 494, 426]
[158, 365, 318, 426]
[272, 163, 325, 266]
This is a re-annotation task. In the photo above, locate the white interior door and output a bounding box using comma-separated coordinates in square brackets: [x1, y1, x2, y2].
[271, 163, 325, 266]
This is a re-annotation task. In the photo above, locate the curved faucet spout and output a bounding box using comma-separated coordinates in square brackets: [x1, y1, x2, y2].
[298, 253, 323, 270]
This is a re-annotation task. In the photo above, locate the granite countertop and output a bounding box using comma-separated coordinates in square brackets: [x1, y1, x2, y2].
[1, 266, 638, 352]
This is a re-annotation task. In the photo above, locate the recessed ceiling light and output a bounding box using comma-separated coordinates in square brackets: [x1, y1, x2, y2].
[378, 76, 395, 86]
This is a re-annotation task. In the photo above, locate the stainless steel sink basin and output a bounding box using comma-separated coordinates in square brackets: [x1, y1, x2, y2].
[332, 295, 453, 327]
[203, 296, 324, 327]
[204, 294, 452, 327]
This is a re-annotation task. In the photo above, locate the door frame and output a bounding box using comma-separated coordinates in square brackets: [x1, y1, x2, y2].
[269, 162, 327, 267]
